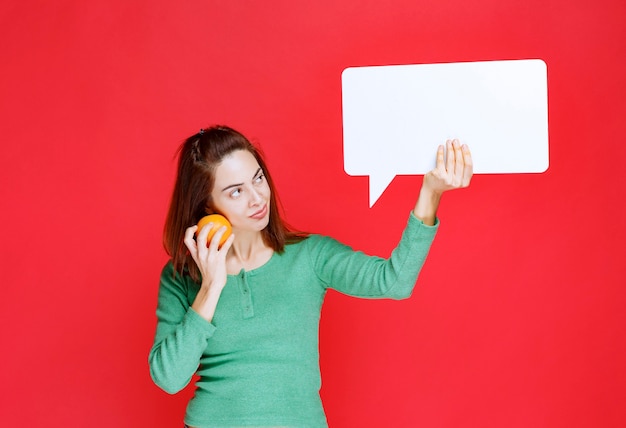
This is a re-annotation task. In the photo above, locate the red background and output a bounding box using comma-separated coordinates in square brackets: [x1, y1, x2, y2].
[1, 1, 625, 427]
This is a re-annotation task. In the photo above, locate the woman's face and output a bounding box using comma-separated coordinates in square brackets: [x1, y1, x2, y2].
[209, 149, 271, 234]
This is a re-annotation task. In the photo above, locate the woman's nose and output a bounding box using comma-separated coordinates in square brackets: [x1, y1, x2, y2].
[248, 188, 262, 206]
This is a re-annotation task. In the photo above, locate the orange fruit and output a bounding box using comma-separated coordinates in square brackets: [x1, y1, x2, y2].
[196, 214, 232, 247]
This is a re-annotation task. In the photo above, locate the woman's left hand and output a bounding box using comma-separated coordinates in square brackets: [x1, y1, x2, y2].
[413, 139, 473, 225]
[423, 139, 473, 194]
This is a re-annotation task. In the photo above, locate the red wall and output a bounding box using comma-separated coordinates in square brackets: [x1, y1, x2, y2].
[2, 1, 625, 426]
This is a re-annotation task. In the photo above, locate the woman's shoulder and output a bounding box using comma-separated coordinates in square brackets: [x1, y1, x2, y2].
[286, 233, 338, 248]
[159, 260, 194, 289]
[285, 233, 352, 260]
[160, 259, 182, 277]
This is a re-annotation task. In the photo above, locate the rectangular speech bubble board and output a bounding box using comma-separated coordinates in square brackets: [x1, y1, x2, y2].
[341, 59, 549, 207]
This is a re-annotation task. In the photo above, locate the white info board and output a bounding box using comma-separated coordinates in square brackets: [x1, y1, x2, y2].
[341, 59, 549, 207]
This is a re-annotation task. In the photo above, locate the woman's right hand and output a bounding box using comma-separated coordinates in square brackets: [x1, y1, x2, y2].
[183, 223, 235, 321]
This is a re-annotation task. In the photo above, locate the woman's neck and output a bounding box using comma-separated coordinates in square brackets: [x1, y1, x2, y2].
[226, 230, 273, 274]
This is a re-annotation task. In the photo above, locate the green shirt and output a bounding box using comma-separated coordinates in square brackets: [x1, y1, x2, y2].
[149, 213, 438, 427]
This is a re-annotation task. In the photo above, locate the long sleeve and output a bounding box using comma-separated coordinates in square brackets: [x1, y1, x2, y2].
[148, 263, 216, 394]
[306, 212, 438, 299]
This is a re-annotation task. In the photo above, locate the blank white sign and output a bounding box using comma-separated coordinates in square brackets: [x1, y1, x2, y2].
[341, 59, 549, 206]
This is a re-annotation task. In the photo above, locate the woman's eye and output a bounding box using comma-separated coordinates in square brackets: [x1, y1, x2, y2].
[254, 174, 265, 183]
[230, 188, 241, 198]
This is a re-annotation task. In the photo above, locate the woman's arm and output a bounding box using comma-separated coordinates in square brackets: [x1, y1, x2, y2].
[307, 214, 438, 299]
[148, 264, 216, 394]
[413, 139, 473, 225]
[307, 140, 472, 299]
[149, 223, 234, 393]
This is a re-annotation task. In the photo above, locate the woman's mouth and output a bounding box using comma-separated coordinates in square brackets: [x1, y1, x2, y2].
[249, 204, 268, 220]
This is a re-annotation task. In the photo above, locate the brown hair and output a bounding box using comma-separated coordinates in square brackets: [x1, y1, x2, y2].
[163, 125, 306, 281]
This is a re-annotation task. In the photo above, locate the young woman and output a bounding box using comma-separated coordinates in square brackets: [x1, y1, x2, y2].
[149, 125, 472, 428]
